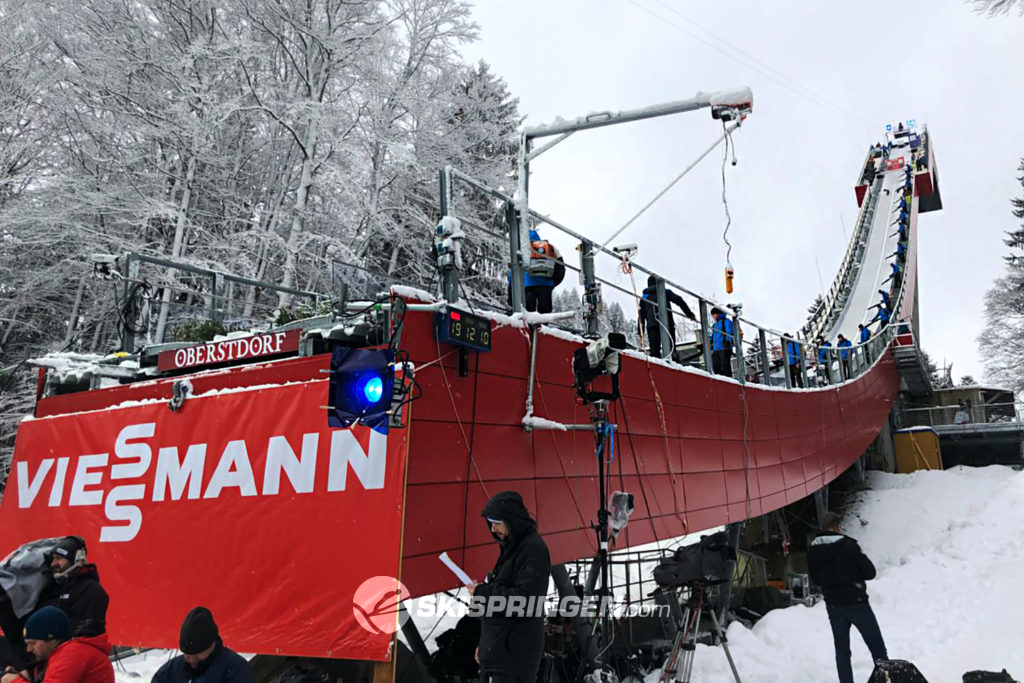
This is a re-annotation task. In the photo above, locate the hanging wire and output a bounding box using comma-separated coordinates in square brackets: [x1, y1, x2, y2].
[720, 121, 736, 265]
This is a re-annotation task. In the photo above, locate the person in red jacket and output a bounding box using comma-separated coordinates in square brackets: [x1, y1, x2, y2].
[0, 607, 112, 683]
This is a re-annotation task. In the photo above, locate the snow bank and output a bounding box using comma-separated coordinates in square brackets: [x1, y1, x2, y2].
[677, 466, 1024, 682]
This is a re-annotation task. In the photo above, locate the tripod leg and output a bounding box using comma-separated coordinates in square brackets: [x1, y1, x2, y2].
[708, 609, 742, 683]
[659, 606, 689, 683]
[676, 605, 699, 683]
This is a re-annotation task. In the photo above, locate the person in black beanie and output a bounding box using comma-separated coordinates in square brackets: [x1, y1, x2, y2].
[151, 607, 250, 683]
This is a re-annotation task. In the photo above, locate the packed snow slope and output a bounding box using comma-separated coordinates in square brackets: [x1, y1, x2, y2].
[671, 465, 1024, 682]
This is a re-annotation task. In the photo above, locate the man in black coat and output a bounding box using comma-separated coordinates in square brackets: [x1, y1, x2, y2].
[808, 512, 888, 683]
[37, 537, 109, 638]
[471, 491, 551, 683]
[638, 275, 697, 359]
[152, 607, 251, 683]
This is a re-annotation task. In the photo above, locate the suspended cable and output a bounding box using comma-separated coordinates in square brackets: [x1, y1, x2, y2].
[628, 0, 873, 129]
[721, 122, 736, 293]
[600, 123, 739, 252]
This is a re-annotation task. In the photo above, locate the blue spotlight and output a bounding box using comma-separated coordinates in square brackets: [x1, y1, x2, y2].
[328, 347, 395, 433]
[363, 376, 384, 403]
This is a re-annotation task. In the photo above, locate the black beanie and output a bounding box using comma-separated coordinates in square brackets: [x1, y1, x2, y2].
[179, 607, 218, 655]
[24, 606, 71, 641]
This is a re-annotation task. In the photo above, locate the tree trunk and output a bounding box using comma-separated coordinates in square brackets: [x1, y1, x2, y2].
[276, 124, 318, 311]
[154, 155, 197, 344]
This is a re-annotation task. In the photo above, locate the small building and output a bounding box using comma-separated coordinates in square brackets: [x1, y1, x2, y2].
[901, 385, 1021, 467]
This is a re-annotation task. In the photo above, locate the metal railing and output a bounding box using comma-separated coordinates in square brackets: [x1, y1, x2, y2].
[440, 157, 914, 391]
[563, 545, 768, 611]
[119, 253, 326, 353]
[903, 402, 1021, 428]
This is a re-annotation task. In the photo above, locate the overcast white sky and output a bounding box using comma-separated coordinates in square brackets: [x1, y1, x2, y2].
[461, 0, 1024, 382]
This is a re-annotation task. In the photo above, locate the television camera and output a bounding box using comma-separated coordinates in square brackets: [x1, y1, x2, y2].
[572, 332, 626, 404]
[653, 533, 742, 683]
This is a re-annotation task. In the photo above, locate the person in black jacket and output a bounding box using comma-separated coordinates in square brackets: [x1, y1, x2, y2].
[638, 275, 697, 360]
[37, 537, 109, 638]
[807, 512, 888, 683]
[471, 491, 551, 683]
[152, 607, 251, 683]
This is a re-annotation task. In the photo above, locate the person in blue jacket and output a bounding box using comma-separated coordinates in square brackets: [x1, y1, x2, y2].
[881, 261, 901, 287]
[817, 336, 833, 384]
[877, 289, 891, 309]
[837, 334, 853, 380]
[521, 228, 564, 314]
[786, 336, 804, 388]
[710, 307, 734, 378]
[871, 305, 891, 330]
[859, 324, 872, 363]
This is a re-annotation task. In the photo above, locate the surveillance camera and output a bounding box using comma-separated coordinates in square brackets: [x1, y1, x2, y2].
[731, 158, 738, 167]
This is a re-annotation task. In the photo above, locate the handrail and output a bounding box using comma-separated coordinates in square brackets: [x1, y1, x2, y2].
[903, 403, 1021, 428]
[442, 155, 917, 389]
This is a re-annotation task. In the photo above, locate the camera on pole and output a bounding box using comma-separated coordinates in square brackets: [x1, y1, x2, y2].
[572, 332, 627, 404]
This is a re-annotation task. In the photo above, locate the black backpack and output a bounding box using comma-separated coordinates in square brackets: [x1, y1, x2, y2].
[963, 671, 1019, 683]
[868, 660, 929, 682]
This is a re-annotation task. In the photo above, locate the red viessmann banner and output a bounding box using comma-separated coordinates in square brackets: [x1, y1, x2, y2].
[0, 377, 410, 661]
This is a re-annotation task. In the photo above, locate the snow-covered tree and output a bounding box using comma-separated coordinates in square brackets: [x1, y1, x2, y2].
[978, 159, 1024, 394]
[0, 0, 523, 484]
[969, 0, 1023, 15]
[959, 375, 977, 386]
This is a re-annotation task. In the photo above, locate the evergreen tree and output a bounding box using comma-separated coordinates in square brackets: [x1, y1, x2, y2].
[807, 294, 824, 316]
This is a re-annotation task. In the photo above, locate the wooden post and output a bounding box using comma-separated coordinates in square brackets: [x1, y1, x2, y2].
[372, 639, 397, 683]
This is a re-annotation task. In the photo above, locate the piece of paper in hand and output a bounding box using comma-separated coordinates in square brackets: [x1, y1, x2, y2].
[439, 551, 474, 586]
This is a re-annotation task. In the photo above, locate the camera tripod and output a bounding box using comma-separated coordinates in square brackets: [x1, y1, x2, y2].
[659, 582, 742, 683]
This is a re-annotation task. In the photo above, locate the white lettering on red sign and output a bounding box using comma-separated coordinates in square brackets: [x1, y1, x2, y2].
[160, 330, 297, 371]
[14, 423, 387, 542]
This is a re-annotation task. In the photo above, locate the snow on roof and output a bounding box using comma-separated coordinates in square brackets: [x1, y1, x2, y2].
[23, 378, 322, 422]
[935, 384, 1014, 394]
[390, 284, 437, 303]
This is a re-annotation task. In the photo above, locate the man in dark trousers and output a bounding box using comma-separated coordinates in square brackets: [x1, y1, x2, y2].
[808, 512, 888, 683]
[37, 538, 108, 638]
[638, 275, 697, 359]
[710, 307, 735, 378]
[836, 334, 853, 380]
[817, 337, 833, 385]
[786, 336, 804, 388]
[152, 607, 251, 683]
[471, 491, 551, 683]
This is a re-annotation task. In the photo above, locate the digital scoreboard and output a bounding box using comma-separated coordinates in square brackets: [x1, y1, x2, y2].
[435, 306, 492, 352]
